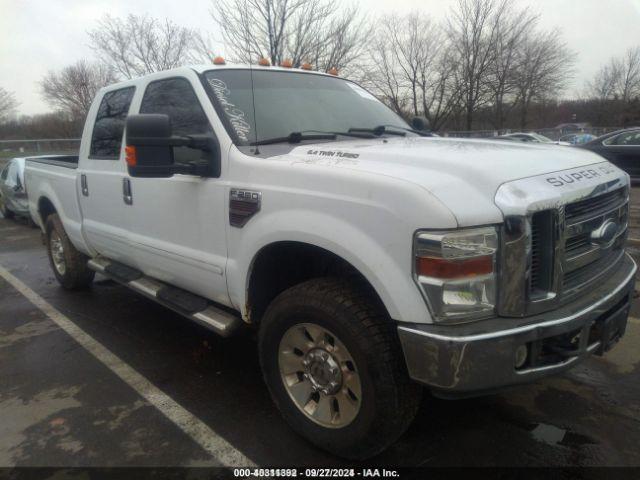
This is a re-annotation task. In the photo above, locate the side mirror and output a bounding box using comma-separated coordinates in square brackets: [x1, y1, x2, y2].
[125, 114, 220, 178]
[411, 116, 430, 132]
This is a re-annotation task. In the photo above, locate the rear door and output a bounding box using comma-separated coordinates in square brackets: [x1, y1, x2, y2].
[78, 86, 137, 263]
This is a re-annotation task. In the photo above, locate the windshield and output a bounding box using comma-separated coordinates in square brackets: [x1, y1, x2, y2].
[202, 69, 410, 145]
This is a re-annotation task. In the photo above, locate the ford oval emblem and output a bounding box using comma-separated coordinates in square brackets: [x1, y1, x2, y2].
[590, 220, 619, 246]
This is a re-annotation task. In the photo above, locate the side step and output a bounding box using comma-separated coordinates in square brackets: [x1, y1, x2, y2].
[88, 257, 243, 338]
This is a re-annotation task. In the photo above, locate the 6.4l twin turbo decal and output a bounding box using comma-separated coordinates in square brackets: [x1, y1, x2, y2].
[306, 149, 360, 159]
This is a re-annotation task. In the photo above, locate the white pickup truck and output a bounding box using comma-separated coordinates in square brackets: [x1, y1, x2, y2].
[25, 63, 636, 459]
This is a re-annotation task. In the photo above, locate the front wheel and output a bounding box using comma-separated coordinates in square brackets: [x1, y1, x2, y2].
[258, 278, 422, 459]
[45, 213, 95, 289]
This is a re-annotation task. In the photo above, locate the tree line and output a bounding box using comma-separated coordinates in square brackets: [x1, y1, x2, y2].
[1, 0, 639, 141]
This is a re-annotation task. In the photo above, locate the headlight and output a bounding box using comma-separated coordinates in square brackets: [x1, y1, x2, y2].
[413, 227, 498, 323]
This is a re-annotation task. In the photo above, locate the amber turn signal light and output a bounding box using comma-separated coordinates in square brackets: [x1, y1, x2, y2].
[415, 255, 493, 279]
[125, 145, 137, 167]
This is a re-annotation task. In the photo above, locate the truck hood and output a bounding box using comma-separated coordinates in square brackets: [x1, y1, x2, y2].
[284, 136, 615, 226]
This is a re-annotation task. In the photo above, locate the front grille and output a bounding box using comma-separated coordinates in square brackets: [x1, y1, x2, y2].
[564, 233, 590, 255]
[562, 187, 628, 294]
[530, 210, 554, 293]
[562, 238, 625, 292]
[528, 186, 628, 302]
[564, 188, 626, 224]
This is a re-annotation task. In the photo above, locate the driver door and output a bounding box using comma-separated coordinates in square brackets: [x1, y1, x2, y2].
[125, 76, 230, 306]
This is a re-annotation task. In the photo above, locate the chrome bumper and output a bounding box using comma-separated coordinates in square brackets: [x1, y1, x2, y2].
[398, 253, 636, 397]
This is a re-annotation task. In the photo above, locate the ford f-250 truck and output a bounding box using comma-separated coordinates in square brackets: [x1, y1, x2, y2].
[25, 63, 636, 459]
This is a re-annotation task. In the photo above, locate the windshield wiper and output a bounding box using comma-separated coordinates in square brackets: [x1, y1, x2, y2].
[250, 132, 336, 146]
[348, 125, 406, 137]
[349, 125, 433, 137]
[250, 130, 376, 146]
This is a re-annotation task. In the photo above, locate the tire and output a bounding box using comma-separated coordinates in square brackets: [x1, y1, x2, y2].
[0, 197, 15, 219]
[45, 213, 95, 290]
[258, 277, 422, 459]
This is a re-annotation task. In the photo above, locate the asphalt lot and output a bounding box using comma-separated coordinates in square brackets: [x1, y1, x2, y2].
[1, 200, 640, 468]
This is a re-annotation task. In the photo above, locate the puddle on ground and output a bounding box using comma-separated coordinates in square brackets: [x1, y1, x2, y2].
[529, 423, 597, 447]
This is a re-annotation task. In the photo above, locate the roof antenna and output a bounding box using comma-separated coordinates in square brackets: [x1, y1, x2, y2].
[249, 61, 260, 155]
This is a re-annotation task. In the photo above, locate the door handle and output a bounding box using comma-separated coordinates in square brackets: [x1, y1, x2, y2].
[81, 174, 89, 196]
[123, 178, 133, 205]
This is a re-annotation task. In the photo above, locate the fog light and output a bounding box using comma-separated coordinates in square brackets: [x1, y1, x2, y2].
[514, 344, 528, 369]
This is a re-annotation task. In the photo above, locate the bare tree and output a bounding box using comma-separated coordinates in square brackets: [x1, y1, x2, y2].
[588, 46, 640, 103]
[211, 0, 367, 71]
[588, 62, 622, 101]
[486, 4, 537, 129]
[447, 0, 508, 130]
[364, 13, 459, 130]
[616, 46, 640, 102]
[511, 28, 574, 129]
[88, 14, 212, 79]
[0, 87, 19, 123]
[40, 61, 117, 120]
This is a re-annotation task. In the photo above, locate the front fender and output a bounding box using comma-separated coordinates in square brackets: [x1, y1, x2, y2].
[227, 209, 432, 324]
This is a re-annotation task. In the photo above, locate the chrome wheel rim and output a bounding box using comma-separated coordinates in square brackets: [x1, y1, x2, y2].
[278, 323, 362, 428]
[50, 231, 66, 275]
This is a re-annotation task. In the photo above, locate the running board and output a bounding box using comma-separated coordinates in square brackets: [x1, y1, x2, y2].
[88, 257, 243, 337]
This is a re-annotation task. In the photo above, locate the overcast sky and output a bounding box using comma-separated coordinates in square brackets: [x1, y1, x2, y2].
[1, 0, 639, 116]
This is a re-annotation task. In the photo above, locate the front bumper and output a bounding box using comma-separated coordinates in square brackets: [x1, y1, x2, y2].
[398, 253, 636, 397]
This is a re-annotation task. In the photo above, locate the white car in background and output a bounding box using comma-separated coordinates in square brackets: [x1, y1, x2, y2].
[0, 157, 31, 220]
[501, 132, 571, 146]
[1, 156, 73, 223]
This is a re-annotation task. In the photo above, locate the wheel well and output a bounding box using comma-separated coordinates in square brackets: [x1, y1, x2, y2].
[247, 242, 385, 323]
[38, 197, 56, 225]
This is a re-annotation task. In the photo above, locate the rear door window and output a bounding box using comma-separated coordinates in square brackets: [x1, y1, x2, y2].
[89, 87, 135, 159]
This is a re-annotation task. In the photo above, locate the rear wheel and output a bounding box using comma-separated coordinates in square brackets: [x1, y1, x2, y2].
[0, 197, 15, 219]
[258, 277, 422, 459]
[45, 213, 95, 289]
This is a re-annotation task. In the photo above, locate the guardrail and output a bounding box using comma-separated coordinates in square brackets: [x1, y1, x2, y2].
[0, 138, 81, 159]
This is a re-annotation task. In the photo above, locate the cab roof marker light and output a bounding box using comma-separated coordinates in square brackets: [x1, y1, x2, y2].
[213, 56, 226, 65]
[258, 58, 271, 66]
[280, 59, 293, 68]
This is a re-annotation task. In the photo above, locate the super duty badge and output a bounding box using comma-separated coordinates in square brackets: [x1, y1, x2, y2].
[546, 164, 617, 187]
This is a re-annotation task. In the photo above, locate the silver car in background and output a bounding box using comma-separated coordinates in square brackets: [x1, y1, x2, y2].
[0, 157, 30, 220]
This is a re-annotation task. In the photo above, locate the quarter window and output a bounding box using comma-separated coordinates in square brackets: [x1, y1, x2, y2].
[90, 87, 135, 159]
[140, 78, 213, 163]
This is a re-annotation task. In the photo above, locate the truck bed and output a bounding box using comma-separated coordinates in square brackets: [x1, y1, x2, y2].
[26, 155, 78, 169]
[24, 155, 90, 254]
